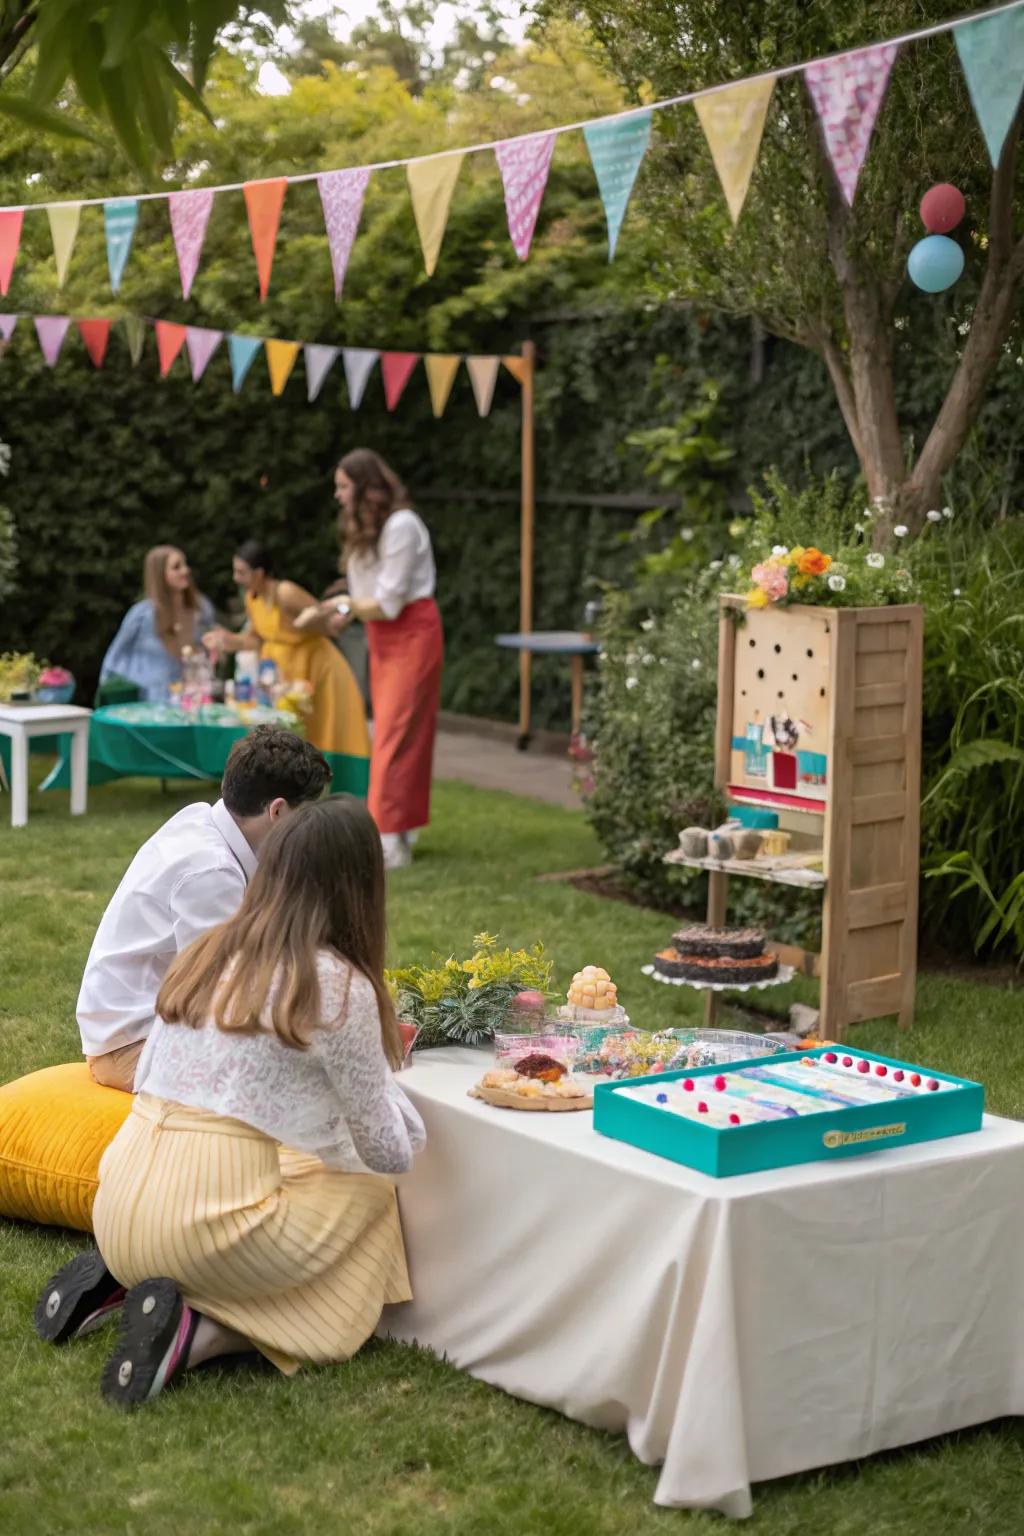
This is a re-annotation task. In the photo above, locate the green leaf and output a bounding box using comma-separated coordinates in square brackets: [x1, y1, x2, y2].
[102, 0, 153, 69]
[135, 47, 176, 160]
[69, 21, 107, 115]
[96, 57, 149, 171]
[30, 27, 74, 106]
[155, 50, 216, 126]
[0, 94, 99, 143]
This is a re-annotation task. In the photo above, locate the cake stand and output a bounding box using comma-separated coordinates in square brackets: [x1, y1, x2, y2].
[641, 963, 795, 994]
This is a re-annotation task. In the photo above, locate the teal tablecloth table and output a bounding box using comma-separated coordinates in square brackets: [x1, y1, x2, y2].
[37, 703, 370, 798]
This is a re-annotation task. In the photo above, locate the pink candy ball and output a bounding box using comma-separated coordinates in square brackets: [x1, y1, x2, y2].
[857, 1059, 870, 1074]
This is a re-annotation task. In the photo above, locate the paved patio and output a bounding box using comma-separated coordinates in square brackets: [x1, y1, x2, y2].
[433, 725, 581, 810]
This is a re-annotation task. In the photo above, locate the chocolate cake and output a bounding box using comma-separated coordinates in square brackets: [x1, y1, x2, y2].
[671, 924, 766, 960]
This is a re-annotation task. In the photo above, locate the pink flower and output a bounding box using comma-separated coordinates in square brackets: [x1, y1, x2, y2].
[751, 561, 788, 602]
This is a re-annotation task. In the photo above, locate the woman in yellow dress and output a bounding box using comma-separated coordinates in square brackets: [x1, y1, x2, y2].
[205, 541, 369, 761]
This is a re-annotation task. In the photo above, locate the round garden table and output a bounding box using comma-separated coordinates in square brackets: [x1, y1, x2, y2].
[495, 631, 600, 746]
[39, 702, 370, 798]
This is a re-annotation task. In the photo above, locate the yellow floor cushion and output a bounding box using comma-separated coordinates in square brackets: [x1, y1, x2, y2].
[0, 1063, 133, 1232]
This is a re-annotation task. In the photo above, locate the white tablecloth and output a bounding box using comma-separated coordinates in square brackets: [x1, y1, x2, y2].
[381, 1048, 1024, 1517]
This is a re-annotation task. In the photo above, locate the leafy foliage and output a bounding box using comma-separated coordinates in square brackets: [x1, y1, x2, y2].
[388, 932, 553, 1048]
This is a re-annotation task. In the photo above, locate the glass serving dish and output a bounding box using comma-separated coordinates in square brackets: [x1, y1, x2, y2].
[492, 1028, 580, 1073]
[653, 1029, 789, 1069]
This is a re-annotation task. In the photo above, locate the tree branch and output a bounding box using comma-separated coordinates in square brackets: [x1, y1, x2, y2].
[0, 7, 39, 77]
[819, 334, 866, 466]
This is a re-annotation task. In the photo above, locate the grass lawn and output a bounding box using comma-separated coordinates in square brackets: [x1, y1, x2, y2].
[1, 774, 1022, 1535]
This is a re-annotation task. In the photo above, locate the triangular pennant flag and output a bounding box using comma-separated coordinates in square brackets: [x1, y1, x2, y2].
[342, 347, 379, 409]
[694, 80, 775, 224]
[76, 319, 111, 369]
[424, 354, 461, 418]
[123, 314, 146, 367]
[0, 211, 23, 296]
[34, 316, 70, 368]
[495, 133, 557, 260]
[104, 199, 139, 294]
[583, 112, 651, 257]
[407, 155, 464, 276]
[265, 338, 300, 397]
[155, 320, 187, 378]
[502, 355, 528, 385]
[185, 325, 223, 382]
[318, 168, 371, 300]
[244, 179, 287, 302]
[168, 188, 215, 300]
[806, 45, 898, 206]
[304, 343, 340, 402]
[47, 203, 81, 289]
[466, 356, 500, 417]
[380, 352, 419, 411]
[0, 314, 17, 343]
[228, 334, 263, 394]
[954, 10, 1024, 167]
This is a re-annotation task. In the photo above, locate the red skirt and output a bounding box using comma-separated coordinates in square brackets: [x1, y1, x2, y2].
[366, 598, 444, 835]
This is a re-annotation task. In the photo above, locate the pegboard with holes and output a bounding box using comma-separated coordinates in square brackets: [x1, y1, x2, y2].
[728, 606, 832, 812]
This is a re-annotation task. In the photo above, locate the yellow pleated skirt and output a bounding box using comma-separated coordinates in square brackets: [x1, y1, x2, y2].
[92, 1094, 412, 1376]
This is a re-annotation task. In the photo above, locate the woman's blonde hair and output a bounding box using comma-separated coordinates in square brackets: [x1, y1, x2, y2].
[143, 545, 201, 657]
[156, 797, 402, 1069]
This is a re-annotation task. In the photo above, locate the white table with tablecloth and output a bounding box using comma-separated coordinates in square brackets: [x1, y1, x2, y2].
[380, 1047, 1024, 1518]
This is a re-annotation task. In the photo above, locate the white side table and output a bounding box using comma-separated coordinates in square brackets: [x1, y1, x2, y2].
[0, 704, 92, 828]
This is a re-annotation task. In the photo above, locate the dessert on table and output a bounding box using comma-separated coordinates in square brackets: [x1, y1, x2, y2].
[471, 1051, 593, 1111]
[653, 924, 779, 985]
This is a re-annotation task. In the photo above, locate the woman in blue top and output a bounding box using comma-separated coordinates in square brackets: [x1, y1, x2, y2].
[100, 546, 214, 703]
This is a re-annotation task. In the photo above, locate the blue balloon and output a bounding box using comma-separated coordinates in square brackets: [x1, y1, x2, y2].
[907, 234, 965, 293]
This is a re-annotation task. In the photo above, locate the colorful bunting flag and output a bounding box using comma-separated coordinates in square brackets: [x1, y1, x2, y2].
[47, 203, 81, 289]
[169, 189, 215, 300]
[424, 354, 460, 418]
[228, 334, 263, 394]
[380, 352, 419, 411]
[495, 132, 557, 260]
[583, 112, 651, 258]
[76, 319, 111, 369]
[185, 325, 223, 382]
[244, 179, 287, 302]
[694, 80, 775, 224]
[0, 211, 22, 297]
[343, 347, 379, 409]
[407, 155, 464, 276]
[34, 316, 69, 368]
[954, 9, 1024, 167]
[304, 343, 340, 402]
[318, 168, 371, 300]
[104, 199, 138, 294]
[123, 314, 146, 367]
[502, 355, 529, 385]
[0, 314, 17, 343]
[805, 44, 898, 206]
[155, 320, 187, 378]
[466, 355, 500, 417]
[266, 338, 299, 396]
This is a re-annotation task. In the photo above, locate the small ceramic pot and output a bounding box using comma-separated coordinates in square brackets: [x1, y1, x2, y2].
[679, 826, 709, 858]
[761, 830, 792, 857]
[710, 832, 734, 861]
[734, 829, 763, 860]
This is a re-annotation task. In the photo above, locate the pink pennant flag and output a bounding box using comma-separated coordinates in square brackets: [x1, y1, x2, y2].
[185, 326, 223, 382]
[168, 188, 215, 299]
[34, 316, 70, 368]
[318, 168, 371, 299]
[0, 211, 23, 296]
[0, 314, 17, 343]
[806, 44, 898, 206]
[77, 319, 112, 369]
[380, 352, 419, 411]
[495, 132, 557, 260]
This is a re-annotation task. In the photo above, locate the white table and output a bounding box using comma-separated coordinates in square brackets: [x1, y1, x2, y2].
[0, 704, 91, 828]
[381, 1048, 1024, 1518]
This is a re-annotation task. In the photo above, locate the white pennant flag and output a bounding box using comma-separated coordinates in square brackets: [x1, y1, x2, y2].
[342, 348, 379, 409]
[305, 343, 340, 402]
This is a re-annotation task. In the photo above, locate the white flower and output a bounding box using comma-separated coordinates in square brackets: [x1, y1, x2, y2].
[827, 574, 847, 592]
[772, 545, 788, 556]
[943, 506, 954, 520]
[953, 588, 961, 597]
[862, 506, 874, 519]
[690, 658, 702, 670]
[854, 524, 865, 535]
[0, 442, 10, 476]
[893, 525, 908, 538]
[866, 553, 885, 569]
[640, 618, 656, 632]
[872, 495, 886, 506]
[926, 510, 942, 523]
[708, 559, 723, 571]
[728, 555, 741, 569]
[625, 651, 638, 666]
[642, 653, 655, 666]
[680, 528, 695, 543]
[625, 676, 639, 691]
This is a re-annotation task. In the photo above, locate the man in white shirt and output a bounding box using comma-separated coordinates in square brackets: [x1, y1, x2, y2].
[78, 726, 331, 1092]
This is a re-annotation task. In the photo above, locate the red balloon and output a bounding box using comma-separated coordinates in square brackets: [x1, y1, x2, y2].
[920, 183, 965, 234]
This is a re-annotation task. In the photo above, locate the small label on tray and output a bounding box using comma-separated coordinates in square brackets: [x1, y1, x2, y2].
[822, 1122, 906, 1149]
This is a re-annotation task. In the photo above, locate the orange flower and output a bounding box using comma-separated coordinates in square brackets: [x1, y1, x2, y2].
[796, 547, 831, 576]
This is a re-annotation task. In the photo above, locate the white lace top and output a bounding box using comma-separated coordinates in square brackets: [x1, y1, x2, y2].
[134, 952, 426, 1176]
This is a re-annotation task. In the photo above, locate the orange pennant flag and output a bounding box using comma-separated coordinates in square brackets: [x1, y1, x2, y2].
[502, 355, 529, 384]
[244, 178, 287, 302]
[77, 319, 112, 369]
[265, 338, 300, 397]
[155, 321, 187, 378]
[424, 354, 461, 418]
[0, 210, 23, 296]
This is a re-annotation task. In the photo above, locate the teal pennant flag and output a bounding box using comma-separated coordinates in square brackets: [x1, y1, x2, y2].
[583, 111, 651, 259]
[228, 334, 263, 394]
[955, 8, 1024, 166]
[104, 199, 138, 293]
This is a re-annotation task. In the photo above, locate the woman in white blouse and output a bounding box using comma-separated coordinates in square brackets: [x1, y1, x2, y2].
[35, 797, 424, 1408]
[325, 449, 443, 870]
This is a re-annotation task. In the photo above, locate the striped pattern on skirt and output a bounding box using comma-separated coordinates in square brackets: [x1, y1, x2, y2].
[92, 1094, 412, 1375]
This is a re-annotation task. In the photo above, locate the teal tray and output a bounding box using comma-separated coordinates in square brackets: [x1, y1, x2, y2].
[593, 1047, 984, 1178]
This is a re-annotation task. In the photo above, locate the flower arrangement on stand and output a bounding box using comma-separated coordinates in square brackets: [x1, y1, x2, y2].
[0, 652, 44, 702]
[387, 932, 553, 1050]
[745, 538, 915, 611]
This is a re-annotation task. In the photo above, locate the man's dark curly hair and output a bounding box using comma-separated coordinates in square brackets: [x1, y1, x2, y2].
[221, 726, 331, 818]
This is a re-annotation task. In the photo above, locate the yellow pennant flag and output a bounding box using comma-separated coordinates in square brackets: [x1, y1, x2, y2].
[47, 203, 82, 289]
[424, 354, 461, 418]
[693, 78, 775, 224]
[265, 338, 300, 397]
[407, 155, 463, 276]
[502, 355, 528, 385]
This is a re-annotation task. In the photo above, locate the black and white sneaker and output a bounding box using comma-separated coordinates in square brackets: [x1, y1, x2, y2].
[100, 1278, 199, 1410]
[34, 1251, 126, 1344]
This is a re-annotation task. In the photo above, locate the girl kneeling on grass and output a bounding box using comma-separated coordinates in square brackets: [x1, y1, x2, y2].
[35, 797, 424, 1408]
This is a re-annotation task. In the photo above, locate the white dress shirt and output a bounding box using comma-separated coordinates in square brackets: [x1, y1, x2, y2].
[346, 509, 436, 620]
[77, 799, 256, 1058]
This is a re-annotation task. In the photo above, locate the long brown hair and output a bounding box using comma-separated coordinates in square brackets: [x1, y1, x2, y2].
[338, 448, 408, 562]
[156, 797, 402, 1069]
[144, 545, 200, 657]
